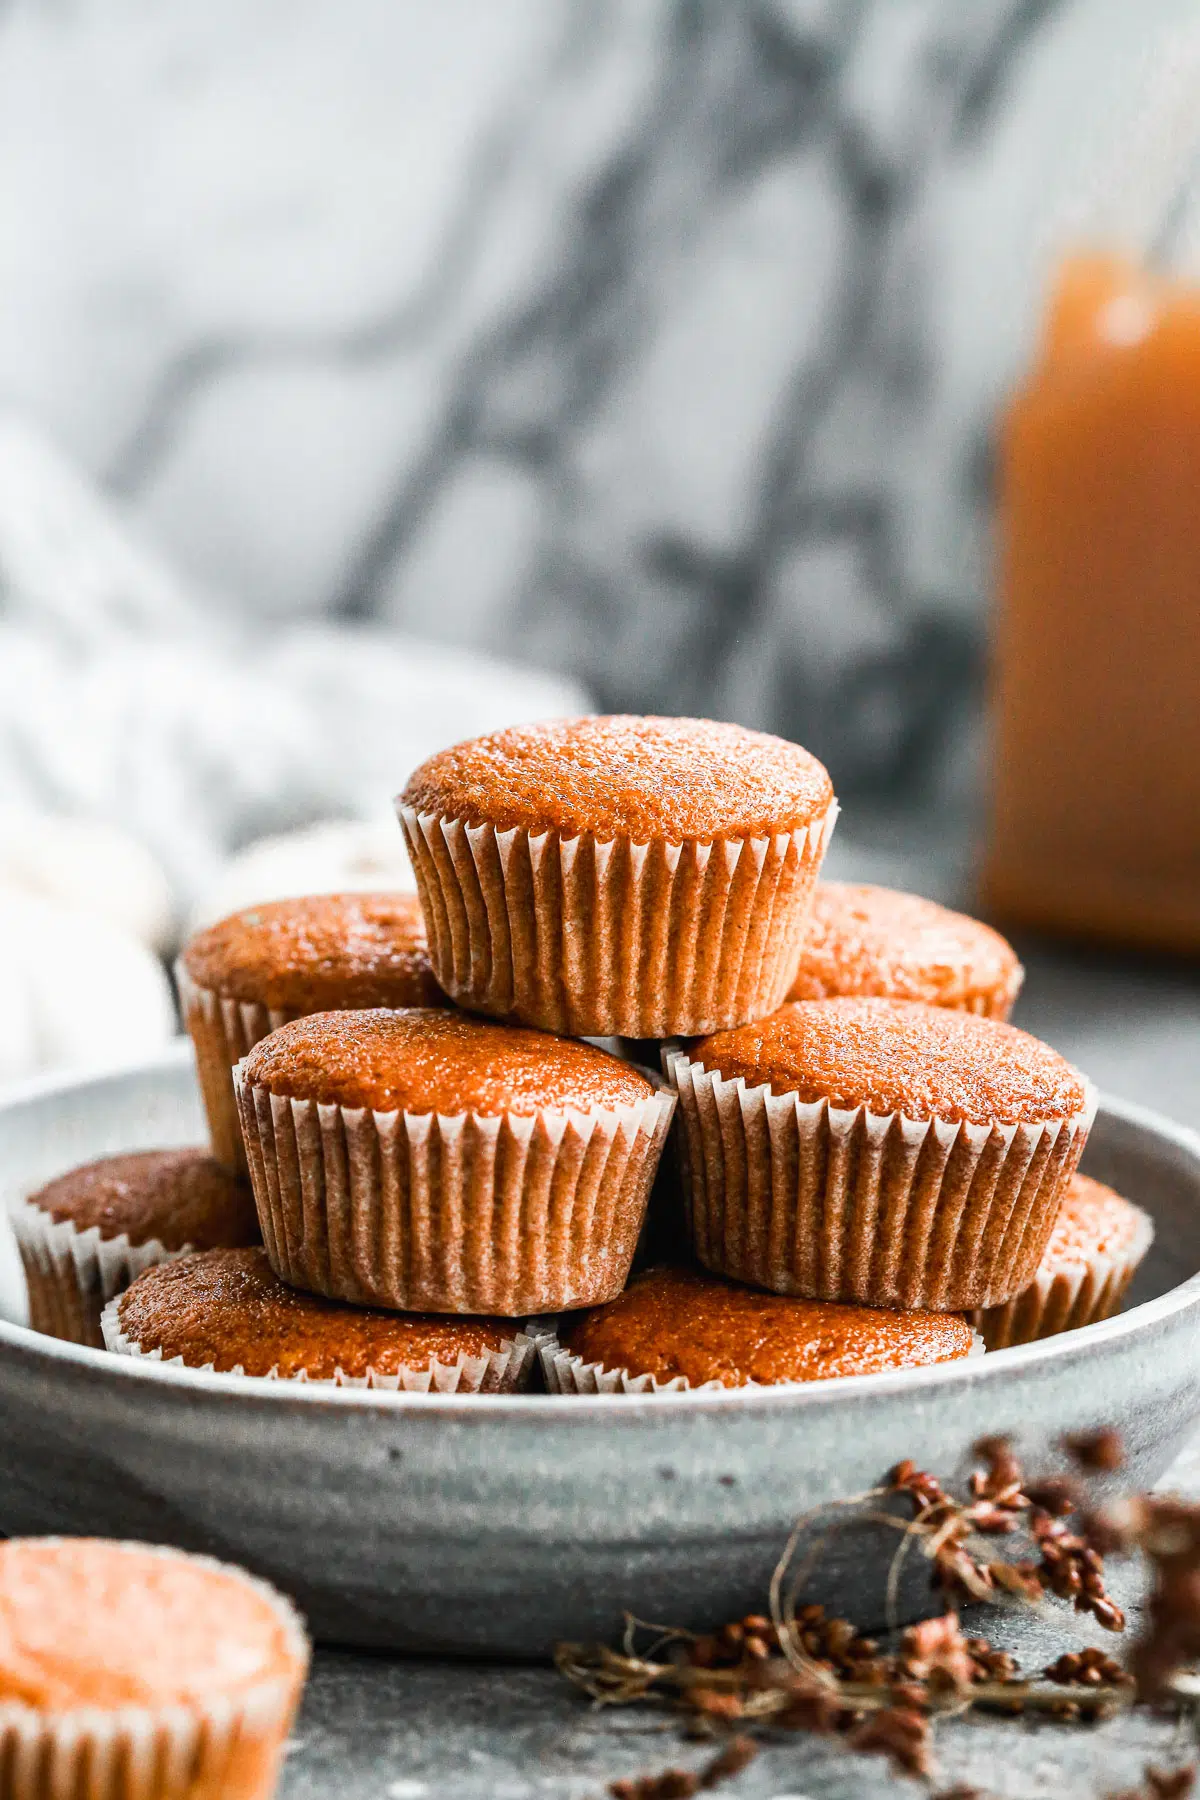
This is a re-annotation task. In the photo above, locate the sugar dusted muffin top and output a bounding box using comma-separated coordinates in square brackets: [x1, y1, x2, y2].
[1039, 1173, 1152, 1272]
[787, 883, 1023, 1018]
[691, 997, 1089, 1126]
[181, 891, 442, 1012]
[115, 1247, 517, 1380]
[0, 1537, 304, 1710]
[558, 1265, 975, 1387]
[241, 1008, 655, 1116]
[400, 716, 834, 842]
[27, 1149, 258, 1251]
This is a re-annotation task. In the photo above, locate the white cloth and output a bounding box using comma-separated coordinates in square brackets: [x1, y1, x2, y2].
[0, 418, 589, 907]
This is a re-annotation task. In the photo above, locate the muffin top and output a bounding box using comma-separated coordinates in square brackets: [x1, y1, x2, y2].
[0, 1538, 305, 1711]
[787, 883, 1023, 1018]
[115, 1247, 518, 1379]
[691, 998, 1089, 1125]
[27, 1149, 259, 1252]
[1040, 1173, 1152, 1272]
[558, 1266, 975, 1387]
[400, 716, 834, 842]
[180, 891, 443, 1012]
[242, 1007, 655, 1116]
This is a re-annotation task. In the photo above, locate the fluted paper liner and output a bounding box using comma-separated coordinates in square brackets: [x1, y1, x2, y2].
[534, 1321, 720, 1394]
[533, 1318, 984, 1394]
[665, 1048, 1097, 1312]
[11, 1201, 195, 1350]
[0, 1541, 307, 1800]
[233, 1067, 676, 1315]
[177, 962, 293, 1175]
[102, 1299, 544, 1394]
[974, 1207, 1154, 1349]
[396, 800, 839, 1037]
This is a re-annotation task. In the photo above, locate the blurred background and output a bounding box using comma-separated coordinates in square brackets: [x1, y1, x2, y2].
[2, 0, 1199, 1105]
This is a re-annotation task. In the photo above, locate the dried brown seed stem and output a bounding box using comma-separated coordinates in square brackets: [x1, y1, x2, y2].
[566, 1428, 1200, 1796]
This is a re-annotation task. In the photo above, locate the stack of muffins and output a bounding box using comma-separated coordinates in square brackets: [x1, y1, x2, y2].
[12, 716, 1153, 1394]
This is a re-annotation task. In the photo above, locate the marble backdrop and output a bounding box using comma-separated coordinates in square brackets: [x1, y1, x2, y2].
[4, 0, 1200, 879]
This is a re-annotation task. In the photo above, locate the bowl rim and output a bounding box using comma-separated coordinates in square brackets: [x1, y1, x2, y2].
[3, 1050, 1199, 1422]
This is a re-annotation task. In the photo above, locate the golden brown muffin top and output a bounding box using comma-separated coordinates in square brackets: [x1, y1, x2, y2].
[242, 1007, 654, 1116]
[400, 716, 834, 842]
[180, 891, 443, 1012]
[28, 1149, 259, 1252]
[559, 1265, 975, 1387]
[0, 1538, 305, 1711]
[1040, 1173, 1152, 1270]
[787, 883, 1023, 1017]
[116, 1247, 516, 1379]
[692, 997, 1089, 1126]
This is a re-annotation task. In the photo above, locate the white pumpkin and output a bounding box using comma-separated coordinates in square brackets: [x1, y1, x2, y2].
[189, 818, 415, 931]
[0, 810, 175, 952]
[0, 884, 177, 1083]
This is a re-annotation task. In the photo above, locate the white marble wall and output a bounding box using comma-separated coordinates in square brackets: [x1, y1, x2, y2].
[4, 0, 1200, 843]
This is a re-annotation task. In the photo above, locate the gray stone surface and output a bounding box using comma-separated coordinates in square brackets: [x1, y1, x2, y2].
[276, 941, 1200, 1796]
[281, 1589, 1186, 1799]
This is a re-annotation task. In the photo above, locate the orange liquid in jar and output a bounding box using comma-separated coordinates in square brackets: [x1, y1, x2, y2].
[983, 254, 1200, 953]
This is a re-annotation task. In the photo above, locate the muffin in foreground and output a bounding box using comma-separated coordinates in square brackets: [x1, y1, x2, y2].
[975, 1172, 1153, 1349]
[177, 891, 444, 1173]
[398, 715, 837, 1037]
[235, 1010, 675, 1314]
[668, 997, 1095, 1312]
[0, 1536, 308, 1800]
[787, 882, 1023, 1019]
[11, 1148, 259, 1349]
[543, 1265, 980, 1393]
[103, 1247, 541, 1391]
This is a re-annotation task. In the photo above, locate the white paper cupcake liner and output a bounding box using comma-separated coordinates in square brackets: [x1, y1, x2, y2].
[533, 1318, 985, 1394]
[101, 1299, 544, 1393]
[233, 1064, 676, 1316]
[974, 1206, 1154, 1349]
[535, 1325, 721, 1394]
[176, 962, 293, 1175]
[395, 800, 838, 1038]
[665, 1048, 1097, 1313]
[0, 1540, 307, 1800]
[10, 1201, 195, 1350]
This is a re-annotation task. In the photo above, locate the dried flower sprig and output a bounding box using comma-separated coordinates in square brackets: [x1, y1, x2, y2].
[562, 1429, 1179, 1795]
[607, 1736, 759, 1799]
[562, 1601, 1132, 1794]
[888, 1436, 1125, 1630]
[1084, 1493, 1200, 1703]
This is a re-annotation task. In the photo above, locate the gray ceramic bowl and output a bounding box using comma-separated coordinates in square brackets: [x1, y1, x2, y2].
[1, 1043, 1198, 1656]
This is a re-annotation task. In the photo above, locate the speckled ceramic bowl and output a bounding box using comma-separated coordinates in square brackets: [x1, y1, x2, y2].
[1, 1044, 1198, 1657]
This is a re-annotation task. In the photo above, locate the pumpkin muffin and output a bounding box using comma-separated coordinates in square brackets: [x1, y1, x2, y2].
[0, 1536, 307, 1800]
[975, 1172, 1153, 1349]
[397, 715, 837, 1037]
[12, 1148, 259, 1349]
[235, 1009, 675, 1315]
[787, 883, 1023, 1019]
[544, 1264, 980, 1393]
[177, 891, 444, 1174]
[667, 997, 1094, 1312]
[103, 1247, 540, 1392]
